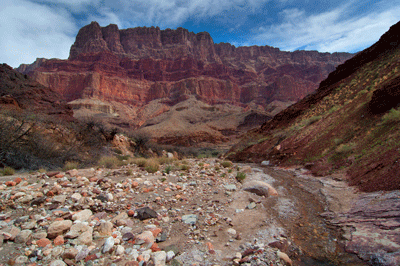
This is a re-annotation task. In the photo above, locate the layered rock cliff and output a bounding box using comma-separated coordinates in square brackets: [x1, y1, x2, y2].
[17, 22, 352, 146]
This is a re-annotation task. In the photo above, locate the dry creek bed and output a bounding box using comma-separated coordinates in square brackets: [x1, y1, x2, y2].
[0, 158, 398, 265]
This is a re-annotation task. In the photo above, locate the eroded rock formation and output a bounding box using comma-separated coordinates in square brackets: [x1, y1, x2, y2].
[17, 22, 352, 145]
[19, 22, 351, 108]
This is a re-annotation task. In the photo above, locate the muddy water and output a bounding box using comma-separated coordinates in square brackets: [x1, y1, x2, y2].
[256, 165, 367, 266]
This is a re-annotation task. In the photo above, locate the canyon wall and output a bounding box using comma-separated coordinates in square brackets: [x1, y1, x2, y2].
[18, 22, 352, 109]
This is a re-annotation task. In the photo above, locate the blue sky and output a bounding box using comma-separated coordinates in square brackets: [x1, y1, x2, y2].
[1, 0, 399, 68]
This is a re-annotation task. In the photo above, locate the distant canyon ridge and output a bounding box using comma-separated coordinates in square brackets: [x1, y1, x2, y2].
[17, 22, 353, 147]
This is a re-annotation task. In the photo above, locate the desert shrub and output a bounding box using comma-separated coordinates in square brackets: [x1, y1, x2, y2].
[126, 169, 133, 176]
[196, 148, 221, 158]
[38, 168, 47, 173]
[328, 106, 339, 114]
[129, 133, 150, 156]
[357, 89, 369, 96]
[236, 172, 246, 182]
[164, 165, 173, 174]
[333, 138, 343, 145]
[221, 161, 233, 168]
[98, 156, 121, 169]
[157, 157, 175, 165]
[336, 143, 356, 153]
[180, 164, 190, 171]
[114, 148, 123, 155]
[0, 111, 66, 170]
[381, 108, 400, 124]
[145, 159, 159, 173]
[1, 167, 15, 176]
[75, 119, 117, 148]
[63, 161, 79, 171]
[116, 154, 130, 161]
[134, 158, 147, 167]
[303, 115, 322, 126]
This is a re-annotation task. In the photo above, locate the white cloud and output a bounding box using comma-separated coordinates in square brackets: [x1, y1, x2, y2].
[0, 0, 77, 68]
[31, 0, 98, 11]
[100, 0, 269, 28]
[89, 7, 123, 28]
[253, 2, 400, 52]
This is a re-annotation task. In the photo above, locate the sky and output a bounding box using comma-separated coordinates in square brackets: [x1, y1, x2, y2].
[1, 0, 399, 68]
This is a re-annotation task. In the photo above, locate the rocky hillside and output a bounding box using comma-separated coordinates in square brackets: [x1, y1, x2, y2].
[227, 21, 400, 192]
[17, 22, 352, 146]
[0, 65, 120, 170]
[0, 64, 72, 118]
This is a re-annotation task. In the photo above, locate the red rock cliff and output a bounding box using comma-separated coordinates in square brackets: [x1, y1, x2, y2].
[18, 22, 353, 109]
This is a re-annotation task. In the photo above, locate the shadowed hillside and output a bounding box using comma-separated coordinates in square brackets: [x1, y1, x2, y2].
[227, 21, 400, 192]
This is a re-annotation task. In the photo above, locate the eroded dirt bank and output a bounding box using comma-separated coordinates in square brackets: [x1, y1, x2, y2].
[0, 159, 396, 265]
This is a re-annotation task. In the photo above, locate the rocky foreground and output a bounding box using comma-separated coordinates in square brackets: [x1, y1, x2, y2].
[0, 158, 398, 265]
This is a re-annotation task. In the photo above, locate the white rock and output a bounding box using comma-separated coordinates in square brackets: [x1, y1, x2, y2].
[14, 192, 26, 198]
[129, 249, 139, 260]
[166, 250, 175, 261]
[72, 209, 92, 222]
[277, 250, 292, 266]
[235, 252, 242, 259]
[15, 256, 28, 264]
[102, 237, 115, 253]
[115, 245, 125, 255]
[243, 180, 278, 197]
[53, 195, 67, 203]
[261, 161, 270, 166]
[142, 250, 152, 262]
[71, 193, 82, 202]
[106, 193, 113, 201]
[152, 251, 167, 266]
[49, 260, 67, 266]
[227, 228, 237, 235]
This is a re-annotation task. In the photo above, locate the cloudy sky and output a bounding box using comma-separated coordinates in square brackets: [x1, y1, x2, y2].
[1, 0, 399, 68]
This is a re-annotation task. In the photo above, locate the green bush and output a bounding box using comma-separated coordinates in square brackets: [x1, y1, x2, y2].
[381, 108, 400, 124]
[328, 106, 339, 114]
[145, 159, 159, 173]
[236, 172, 246, 182]
[221, 161, 233, 168]
[63, 161, 79, 171]
[98, 156, 121, 169]
[116, 154, 130, 161]
[180, 164, 190, 171]
[134, 158, 147, 167]
[157, 157, 175, 165]
[303, 115, 322, 126]
[336, 143, 356, 153]
[1, 167, 15, 176]
[164, 165, 172, 174]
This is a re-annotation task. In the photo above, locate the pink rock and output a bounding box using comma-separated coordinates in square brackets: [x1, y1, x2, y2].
[37, 238, 52, 247]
